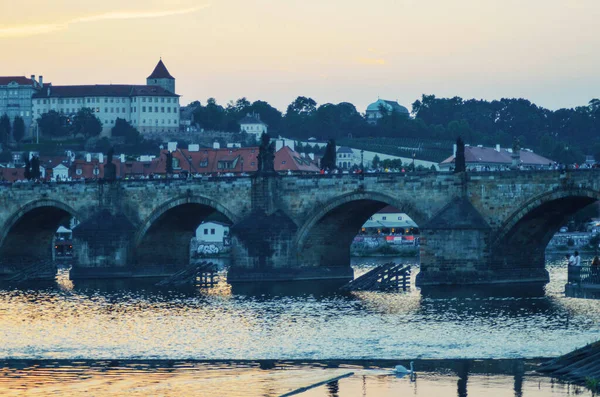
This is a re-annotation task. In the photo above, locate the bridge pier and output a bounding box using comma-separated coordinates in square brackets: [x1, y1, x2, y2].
[227, 208, 353, 283]
[416, 198, 549, 286]
[70, 209, 139, 279]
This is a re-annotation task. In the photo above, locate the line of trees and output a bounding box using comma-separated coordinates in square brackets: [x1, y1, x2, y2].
[0, 114, 26, 145]
[37, 108, 102, 139]
[191, 95, 600, 164]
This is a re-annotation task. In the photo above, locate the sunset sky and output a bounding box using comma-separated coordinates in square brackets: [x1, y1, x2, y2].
[1, 0, 598, 112]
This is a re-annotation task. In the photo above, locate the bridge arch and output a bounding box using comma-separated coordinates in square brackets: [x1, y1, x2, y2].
[295, 191, 428, 268]
[132, 195, 238, 268]
[492, 187, 600, 271]
[0, 199, 80, 277]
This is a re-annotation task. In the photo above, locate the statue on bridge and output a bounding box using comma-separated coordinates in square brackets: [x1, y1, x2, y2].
[454, 137, 466, 173]
[257, 133, 275, 175]
[104, 147, 117, 182]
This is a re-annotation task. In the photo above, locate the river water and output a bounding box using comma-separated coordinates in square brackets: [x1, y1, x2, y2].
[0, 257, 599, 396]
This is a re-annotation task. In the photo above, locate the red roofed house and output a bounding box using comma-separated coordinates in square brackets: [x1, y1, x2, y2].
[439, 145, 554, 172]
[152, 145, 320, 176]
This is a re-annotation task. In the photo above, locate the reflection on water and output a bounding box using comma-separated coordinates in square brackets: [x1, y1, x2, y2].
[0, 360, 593, 397]
[0, 259, 599, 360]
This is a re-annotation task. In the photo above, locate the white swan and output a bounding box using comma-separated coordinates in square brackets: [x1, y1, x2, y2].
[394, 361, 414, 375]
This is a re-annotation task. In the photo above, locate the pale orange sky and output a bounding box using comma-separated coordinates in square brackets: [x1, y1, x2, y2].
[1, 0, 599, 112]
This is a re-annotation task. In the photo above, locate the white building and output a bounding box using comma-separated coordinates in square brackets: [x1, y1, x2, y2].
[365, 99, 409, 124]
[31, 60, 180, 137]
[195, 221, 230, 243]
[239, 113, 267, 138]
[337, 146, 359, 169]
[361, 206, 419, 236]
[0, 75, 44, 139]
[49, 163, 69, 181]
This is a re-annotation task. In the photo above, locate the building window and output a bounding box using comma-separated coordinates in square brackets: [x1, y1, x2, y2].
[204, 229, 208, 235]
[161, 107, 164, 113]
[161, 98, 165, 103]
[154, 98, 158, 103]
[398, 216, 402, 220]
[155, 106, 158, 112]
[382, 216, 387, 220]
[199, 160, 208, 167]
[122, 107, 125, 113]
[149, 107, 152, 113]
[76, 169, 82, 175]
[142, 106, 146, 112]
[167, 108, 171, 113]
[105, 98, 108, 103]
[211, 229, 215, 235]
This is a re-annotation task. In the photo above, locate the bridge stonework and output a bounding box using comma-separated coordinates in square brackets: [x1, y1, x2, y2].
[1, 170, 598, 286]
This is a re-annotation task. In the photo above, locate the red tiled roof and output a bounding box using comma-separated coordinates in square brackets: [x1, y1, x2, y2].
[0, 76, 34, 86]
[440, 146, 553, 166]
[275, 146, 320, 172]
[0, 167, 26, 182]
[32, 84, 178, 98]
[70, 159, 124, 180]
[147, 59, 174, 79]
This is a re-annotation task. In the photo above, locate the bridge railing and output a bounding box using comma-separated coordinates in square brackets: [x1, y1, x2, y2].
[568, 265, 600, 285]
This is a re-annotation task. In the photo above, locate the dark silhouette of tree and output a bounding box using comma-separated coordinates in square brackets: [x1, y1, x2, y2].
[0, 114, 11, 147]
[12, 116, 25, 143]
[112, 118, 141, 145]
[38, 110, 68, 137]
[73, 108, 102, 138]
[454, 137, 466, 173]
[320, 139, 337, 170]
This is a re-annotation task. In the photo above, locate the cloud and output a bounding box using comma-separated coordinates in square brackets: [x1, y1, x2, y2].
[357, 57, 387, 65]
[0, 5, 210, 38]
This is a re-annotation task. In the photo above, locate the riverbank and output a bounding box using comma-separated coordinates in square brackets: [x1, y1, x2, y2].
[0, 358, 590, 397]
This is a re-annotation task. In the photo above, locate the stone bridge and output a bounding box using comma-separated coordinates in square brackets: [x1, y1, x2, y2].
[1, 170, 598, 286]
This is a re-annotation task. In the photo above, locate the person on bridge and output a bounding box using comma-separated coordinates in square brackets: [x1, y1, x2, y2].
[591, 256, 600, 267]
[568, 253, 576, 266]
[566, 254, 573, 266]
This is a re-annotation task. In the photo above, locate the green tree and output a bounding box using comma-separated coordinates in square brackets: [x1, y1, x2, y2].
[112, 118, 141, 145]
[0, 114, 11, 146]
[320, 139, 337, 170]
[372, 154, 381, 168]
[38, 111, 68, 137]
[73, 108, 102, 138]
[285, 96, 317, 140]
[12, 116, 25, 143]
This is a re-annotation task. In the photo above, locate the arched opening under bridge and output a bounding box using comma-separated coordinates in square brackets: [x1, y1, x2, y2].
[295, 193, 425, 268]
[0, 201, 78, 280]
[133, 199, 235, 270]
[492, 189, 600, 274]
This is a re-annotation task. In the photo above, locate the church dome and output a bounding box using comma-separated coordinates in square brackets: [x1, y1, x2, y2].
[366, 99, 409, 114]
